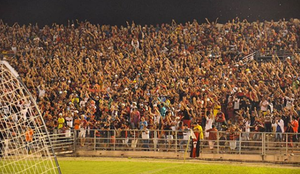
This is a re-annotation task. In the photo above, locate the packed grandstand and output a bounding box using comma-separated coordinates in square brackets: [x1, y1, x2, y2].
[0, 18, 299, 149]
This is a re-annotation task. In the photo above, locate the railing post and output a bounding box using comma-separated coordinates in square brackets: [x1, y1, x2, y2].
[94, 130, 96, 151]
[73, 129, 76, 152]
[261, 133, 263, 157]
[133, 130, 136, 151]
[266, 132, 269, 156]
[285, 133, 288, 155]
[262, 133, 265, 159]
[113, 130, 116, 151]
[154, 130, 157, 152]
[217, 131, 220, 154]
[175, 130, 177, 153]
[239, 132, 241, 154]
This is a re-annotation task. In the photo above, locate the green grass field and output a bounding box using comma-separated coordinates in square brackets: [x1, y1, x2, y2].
[58, 157, 300, 174]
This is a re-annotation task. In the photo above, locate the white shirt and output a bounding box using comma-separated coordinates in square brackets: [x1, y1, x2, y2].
[111, 110, 118, 120]
[19, 102, 30, 120]
[142, 129, 149, 139]
[183, 129, 191, 140]
[37, 86, 45, 98]
[234, 98, 240, 110]
[153, 113, 161, 125]
[278, 119, 285, 133]
[260, 100, 269, 111]
[65, 116, 73, 128]
[205, 117, 214, 138]
[131, 39, 139, 49]
[205, 117, 214, 130]
[285, 96, 294, 109]
[65, 129, 71, 137]
[11, 46, 17, 54]
[245, 120, 251, 133]
[3, 106, 10, 115]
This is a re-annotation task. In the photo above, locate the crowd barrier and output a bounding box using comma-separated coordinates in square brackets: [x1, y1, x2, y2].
[49, 129, 300, 158]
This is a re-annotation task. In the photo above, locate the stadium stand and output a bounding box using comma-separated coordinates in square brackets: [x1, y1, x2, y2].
[0, 18, 300, 159]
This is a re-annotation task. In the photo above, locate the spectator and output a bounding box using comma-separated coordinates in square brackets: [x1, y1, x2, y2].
[139, 117, 148, 130]
[244, 117, 251, 141]
[264, 112, 273, 133]
[252, 117, 264, 141]
[57, 113, 65, 133]
[178, 123, 190, 151]
[0, 18, 299, 149]
[274, 116, 284, 145]
[79, 115, 87, 147]
[206, 125, 218, 152]
[286, 122, 295, 147]
[204, 112, 214, 139]
[228, 125, 237, 151]
[219, 133, 227, 153]
[25, 127, 34, 154]
[260, 97, 270, 116]
[73, 114, 81, 136]
[190, 122, 204, 158]
[291, 116, 299, 142]
[215, 110, 226, 131]
[65, 112, 73, 128]
[141, 126, 150, 150]
[130, 106, 140, 129]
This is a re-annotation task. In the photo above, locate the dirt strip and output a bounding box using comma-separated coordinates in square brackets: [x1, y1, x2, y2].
[57, 157, 300, 169]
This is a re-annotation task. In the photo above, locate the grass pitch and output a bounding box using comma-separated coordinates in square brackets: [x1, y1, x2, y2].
[58, 157, 300, 174]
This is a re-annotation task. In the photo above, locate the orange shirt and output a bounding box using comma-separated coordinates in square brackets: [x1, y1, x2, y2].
[25, 129, 34, 142]
[292, 120, 299, 133]
[74, 119, 81, 130]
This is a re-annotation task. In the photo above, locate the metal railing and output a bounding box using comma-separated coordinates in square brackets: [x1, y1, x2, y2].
[255, 50, 296, 62]
[49, 129, 300, 157]
[48, 131, 75, 153]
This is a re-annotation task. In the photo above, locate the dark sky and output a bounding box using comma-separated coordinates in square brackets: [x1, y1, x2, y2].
[0, 0, 300, 26]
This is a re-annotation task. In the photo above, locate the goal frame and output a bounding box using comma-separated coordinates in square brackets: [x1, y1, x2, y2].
[0, 60, 62, 174]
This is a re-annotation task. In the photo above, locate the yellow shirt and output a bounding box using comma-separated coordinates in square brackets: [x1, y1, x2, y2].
[58, 117, 65, 129]
[213, 105, 221, 116]
[72, 97, 79, 103]
[193, 124, 204, 140]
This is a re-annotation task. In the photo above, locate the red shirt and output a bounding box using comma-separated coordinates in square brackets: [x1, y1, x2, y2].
[206, 128, 218, 140]
[80, 119, 88, 129]
[216, 112, 225, 122]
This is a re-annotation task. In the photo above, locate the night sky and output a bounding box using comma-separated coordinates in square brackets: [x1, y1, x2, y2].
[0, 0, 299, 26]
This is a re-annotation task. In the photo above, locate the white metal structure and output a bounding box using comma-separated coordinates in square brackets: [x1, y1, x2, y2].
[0, 60, 61, 174]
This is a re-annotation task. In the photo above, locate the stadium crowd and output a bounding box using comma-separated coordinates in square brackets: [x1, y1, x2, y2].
[0, 17, 300, 146]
